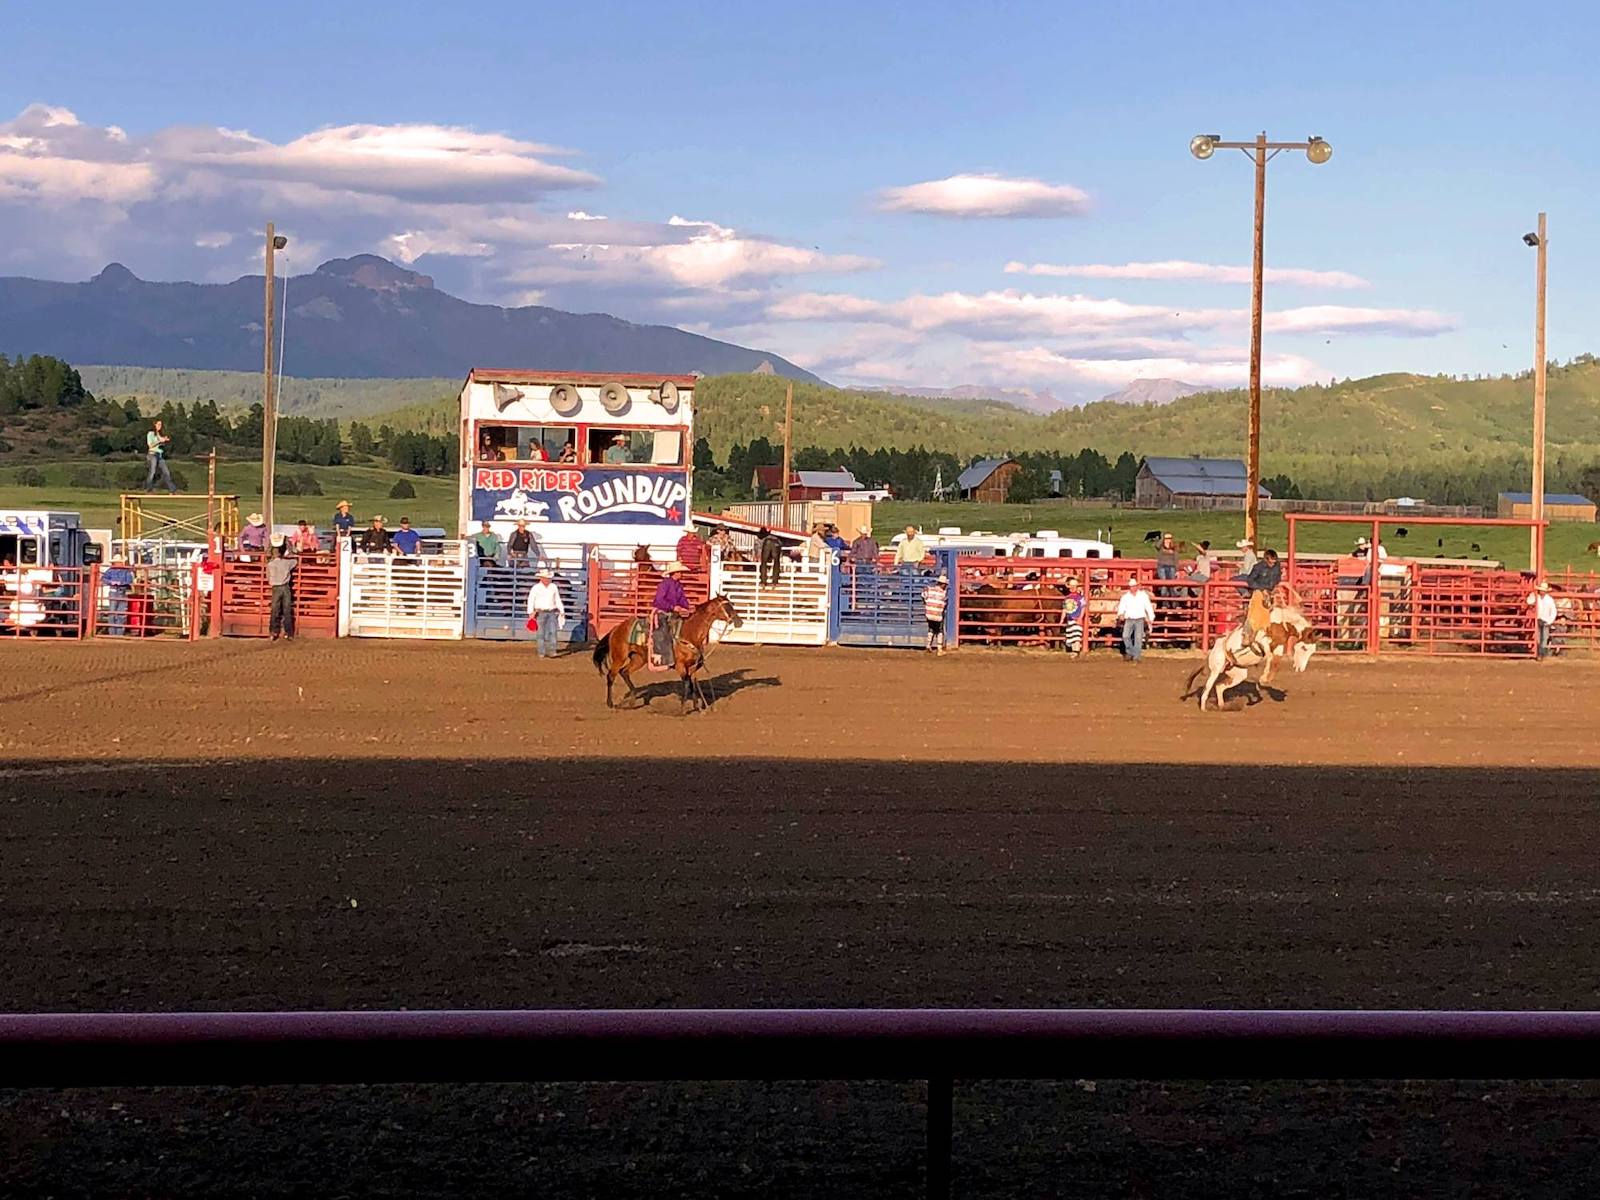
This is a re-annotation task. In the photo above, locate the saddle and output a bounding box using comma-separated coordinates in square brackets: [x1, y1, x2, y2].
[647, 611, 682, 672]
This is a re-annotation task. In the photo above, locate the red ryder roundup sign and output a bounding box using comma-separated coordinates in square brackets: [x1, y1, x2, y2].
[470, 467, 690, 526]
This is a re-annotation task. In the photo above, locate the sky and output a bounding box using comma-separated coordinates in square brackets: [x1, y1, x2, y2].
[2, 0, 1597, 403]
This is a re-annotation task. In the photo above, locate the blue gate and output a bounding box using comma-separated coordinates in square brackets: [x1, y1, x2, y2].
[466, 557, 589, 643]
[830, 549, 957, 647]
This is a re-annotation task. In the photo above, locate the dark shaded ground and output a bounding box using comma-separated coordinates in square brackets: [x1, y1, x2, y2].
[7, 757, 1600, 1197]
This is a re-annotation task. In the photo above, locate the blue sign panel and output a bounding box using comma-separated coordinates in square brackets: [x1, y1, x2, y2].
[470, 467, 689, 526]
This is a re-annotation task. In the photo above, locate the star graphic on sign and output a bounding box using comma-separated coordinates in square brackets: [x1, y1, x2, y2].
[666, 505, 682, 520]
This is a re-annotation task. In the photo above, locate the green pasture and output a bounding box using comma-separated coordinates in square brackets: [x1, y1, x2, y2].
[869, 500, 1600, 573]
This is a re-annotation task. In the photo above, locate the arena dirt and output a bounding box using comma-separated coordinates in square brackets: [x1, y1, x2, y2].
[3, 640, 1599, 1197]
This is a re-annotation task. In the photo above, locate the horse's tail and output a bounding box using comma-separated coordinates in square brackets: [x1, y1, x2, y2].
[1181, 663, 1207, 700]
[591, 630, 610, 675]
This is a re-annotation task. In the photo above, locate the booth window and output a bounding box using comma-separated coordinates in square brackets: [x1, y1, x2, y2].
[0, 534, 40, 566]
[587, 427, 683, 467]
[477, 425, 578, 463]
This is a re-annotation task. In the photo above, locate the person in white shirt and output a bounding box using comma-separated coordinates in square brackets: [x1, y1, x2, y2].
[526, 567, 566, 659]
[1115, 575, 1156, 662]
[1527, 579, 1560, 660]
[1236, 539, 1258, 575]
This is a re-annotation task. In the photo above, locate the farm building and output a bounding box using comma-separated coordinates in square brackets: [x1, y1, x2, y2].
[957, 457, 1021, 503]
[751, 467, 863, 501]
[1497, 492, 1597, 523]
[1134, 456, 1271, 511]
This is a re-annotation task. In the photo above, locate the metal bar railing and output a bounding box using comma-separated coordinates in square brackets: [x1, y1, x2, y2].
[8, 1009, 1600, 1200]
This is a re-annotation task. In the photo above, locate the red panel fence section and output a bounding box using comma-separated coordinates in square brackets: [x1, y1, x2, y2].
[214, 552, 341, 638]
[1546, 568, 1600, 655]
[587, 558, 710, 635]
[0, 563, 89, 637]
[87, 563, 199, 639]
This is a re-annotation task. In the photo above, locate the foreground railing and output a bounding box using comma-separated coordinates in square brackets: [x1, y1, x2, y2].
[7, 1009, 1600, 1198]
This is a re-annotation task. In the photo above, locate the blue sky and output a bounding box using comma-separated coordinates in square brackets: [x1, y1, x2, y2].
[3, 0, 1596, 401]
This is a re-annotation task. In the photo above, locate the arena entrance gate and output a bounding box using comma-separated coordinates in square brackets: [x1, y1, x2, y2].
[214, 552, 340, 638]
[830, 550, 958, 647]
[709, 553, 832, 646]
[466, 554, 590, 644]
[338, 543, 468, 640]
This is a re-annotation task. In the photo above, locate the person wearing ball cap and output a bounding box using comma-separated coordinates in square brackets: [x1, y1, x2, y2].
[650, 560, 693, 664]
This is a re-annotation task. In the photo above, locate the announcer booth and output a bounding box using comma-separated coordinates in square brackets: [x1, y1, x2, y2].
[457, 370, 697, 643]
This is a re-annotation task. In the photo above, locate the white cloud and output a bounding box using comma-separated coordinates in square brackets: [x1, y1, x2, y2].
[877, 173, 1090, 218]
[1004, 259, 1370, 289]
[566, 210, 607, 220]
[977, 346, 1323, 389]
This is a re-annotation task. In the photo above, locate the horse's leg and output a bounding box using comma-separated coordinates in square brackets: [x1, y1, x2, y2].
[605, 666, 615, 709]
[1200, 666, 1221, 711]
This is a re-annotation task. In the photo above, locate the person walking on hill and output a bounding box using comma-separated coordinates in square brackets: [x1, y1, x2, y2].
[526, 566, 565, 658]
[1116, 575, 1155, 662]
[144, 420, 176, 493]
[923, 572, 949, 655]
[266, 537, 297, 641]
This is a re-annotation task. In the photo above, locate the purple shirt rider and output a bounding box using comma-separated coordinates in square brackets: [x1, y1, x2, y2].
[653, 576, 689, 613]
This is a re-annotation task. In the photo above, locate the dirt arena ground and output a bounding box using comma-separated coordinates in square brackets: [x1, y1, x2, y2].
[4, 639, 1600, 1197]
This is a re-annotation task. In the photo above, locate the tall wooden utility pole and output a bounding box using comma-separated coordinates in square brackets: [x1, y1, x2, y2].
[1245, 132, 1267, 547]
[780, 380, 794, 529]
[1530, 212, 1548, 573]
[261, 224, 286, 535]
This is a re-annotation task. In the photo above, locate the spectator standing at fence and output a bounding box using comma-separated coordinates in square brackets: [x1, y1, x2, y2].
[676, 527, 707, 572]
[332, 500, 355, 540]
[291, 520, 320, 554]
[1527, 580, 1559, 660]
[804, 525, 830, 563]
[757, 527, 784, 586]
[1062, 575, 1086, 656]
[239, 512, 268, 558]
[823, 525, 848, 554]
[1155, 533, 1180, 581]
[266, 536, 297, 641]
[144, 419, 177, 494]
[1188, 540, 1215, 582]
[474, 521, 504, 564]
[508, 520, 534, 562]
[1116, 575, 1155, 662]
[103, 555, 134, 636]
[708, 527, 737, 559]
[526, 566, 565, 659]
[922, 572, 949, 655]
[359, 515, 391, 555]
[894, 526, 927, 573]
[391, 516, 421, 557]
[850, 527, 879, 569]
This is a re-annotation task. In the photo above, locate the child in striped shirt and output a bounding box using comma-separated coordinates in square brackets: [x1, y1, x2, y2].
[923, 573, 948, 656]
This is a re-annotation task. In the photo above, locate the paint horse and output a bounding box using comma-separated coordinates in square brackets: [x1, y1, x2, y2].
[1186, 598, 1317, 711]
[592, 595, 744, 712]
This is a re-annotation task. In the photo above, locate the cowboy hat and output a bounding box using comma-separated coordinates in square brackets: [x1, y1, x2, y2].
[936, 572, 948, 583]
[1126, 575, 1139, 587]
[1235, 538, 1253, 549]
[247, 512, 264, 524]
[1537, 580, 1551, 591]
[611, 432, 629, 442]
[336, 499, 351, 508]
[663, 560, 687, 574]
[1355, 536, 1371, 547]
[536, 566, 554, 578]
[269, 532, 286, 547]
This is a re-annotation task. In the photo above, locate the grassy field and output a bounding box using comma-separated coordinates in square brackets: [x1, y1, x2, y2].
[0, 460, 457, 531]
[869, 500, 1600, 571]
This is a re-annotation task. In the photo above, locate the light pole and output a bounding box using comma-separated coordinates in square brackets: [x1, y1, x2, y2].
[262, 224, 288, 536]
[1524, 215, 1548, 573]
[1191, 132, 1333, 546]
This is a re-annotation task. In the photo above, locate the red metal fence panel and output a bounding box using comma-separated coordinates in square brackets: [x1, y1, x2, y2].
[215, 552, 341, 638]
[1546, 568, 1600, 655]
[0, 564, 89, 637]
[587, 558, 711, 637]
[87, 563, 198, 639]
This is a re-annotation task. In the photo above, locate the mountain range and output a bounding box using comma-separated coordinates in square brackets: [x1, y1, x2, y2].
[0, 255, 822, 384]
[868, 378, 1206, 413]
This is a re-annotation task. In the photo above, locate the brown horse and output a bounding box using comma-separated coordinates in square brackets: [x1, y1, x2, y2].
[591, 595, 745, 711]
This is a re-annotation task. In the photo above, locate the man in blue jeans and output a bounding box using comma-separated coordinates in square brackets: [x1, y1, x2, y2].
[103, 555, 135, 635]
[1115, 575, 1155, 662]
[525, 567, 565, 658]
[144, 420, 176, 493]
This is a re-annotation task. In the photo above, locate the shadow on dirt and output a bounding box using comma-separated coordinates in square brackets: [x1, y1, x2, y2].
[621, 667, 783, 713]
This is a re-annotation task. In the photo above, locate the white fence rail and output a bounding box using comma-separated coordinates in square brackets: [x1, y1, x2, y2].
[339, 544, 468, 640]
[709, 554, 831, 646]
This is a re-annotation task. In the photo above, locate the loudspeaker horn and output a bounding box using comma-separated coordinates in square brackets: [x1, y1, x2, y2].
[598, 381, 631, 414]
[548, 382, 583, 417]
[492, 383, 525, 412]
[655, 380, 680, 412]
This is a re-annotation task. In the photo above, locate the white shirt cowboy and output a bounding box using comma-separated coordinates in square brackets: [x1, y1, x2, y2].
[526, 579, 565, 621]
[1528, 589, 1559, 625]
[1116, 586, 1155, 623]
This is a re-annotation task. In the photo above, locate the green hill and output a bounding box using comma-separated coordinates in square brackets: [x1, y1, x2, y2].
[70, 361, 1600, 507]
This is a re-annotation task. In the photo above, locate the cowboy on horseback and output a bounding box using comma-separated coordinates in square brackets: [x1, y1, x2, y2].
[652, 560, 693, 667]
[1235, 548, 1282, 645]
